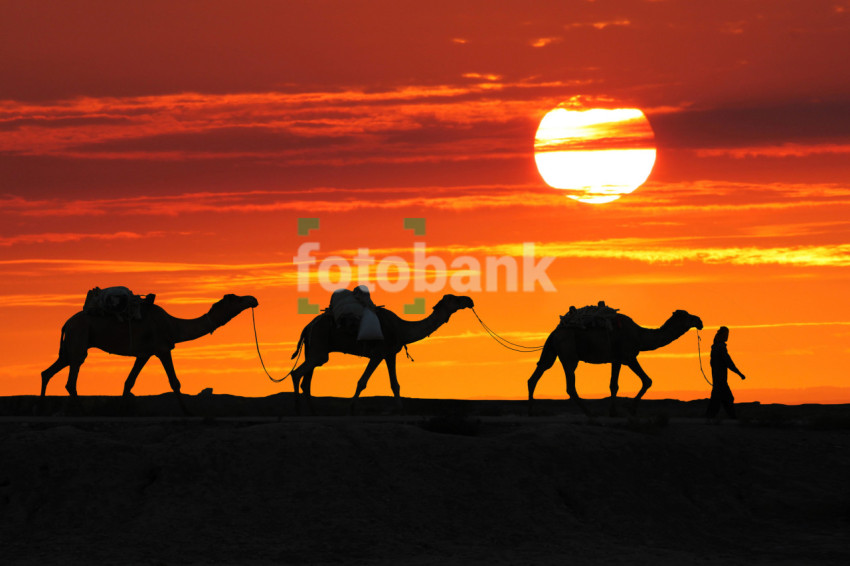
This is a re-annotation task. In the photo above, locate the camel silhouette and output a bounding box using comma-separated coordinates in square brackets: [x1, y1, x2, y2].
[289, 294, 474, 414]
[527, 309, 703, 416]
[40, 294, 259, 412]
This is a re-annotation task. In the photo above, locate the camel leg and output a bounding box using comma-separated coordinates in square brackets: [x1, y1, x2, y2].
[561, 357, 590, 416]
[527, 334, 558, 416]
[122, 355, 151, 397]
[290, 362, 319, 416]
[290, 342, 328, 416]
[39, 358, 67, 414]
[62, 360, 86, 415]
[626, 359, 653, 415]
[42, 328, 86, 398]
[385, 355, 404, 414]
[300, 369, 317, 416]
[156, 351, 190, 416]
[65, 362, 81, 397]
[350, 357, 382, 415]
[290, 364, 303, 415]
[41, 357, 69, 397]
[64, 356, 85, 397]
[527, 365, 547, 416]
[609, 363, 622, 417]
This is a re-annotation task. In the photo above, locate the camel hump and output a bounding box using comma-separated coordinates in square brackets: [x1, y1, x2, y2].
[83, 286, 154, 321]
[559, 302, 620, 331]
[329, 288, 365, 320]
[328, 287, 384, 340]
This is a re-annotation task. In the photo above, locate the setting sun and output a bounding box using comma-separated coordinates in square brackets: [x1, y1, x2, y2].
[534, 107, 657, 203]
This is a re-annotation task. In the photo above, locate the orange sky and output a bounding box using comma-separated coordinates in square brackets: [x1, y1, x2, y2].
[2, 1, 850, 404]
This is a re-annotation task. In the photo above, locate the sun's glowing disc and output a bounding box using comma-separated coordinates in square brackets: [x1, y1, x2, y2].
[534, 107, 657, 203]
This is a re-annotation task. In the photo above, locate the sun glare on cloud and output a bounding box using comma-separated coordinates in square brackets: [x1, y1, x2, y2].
[534, 106, 657, 204]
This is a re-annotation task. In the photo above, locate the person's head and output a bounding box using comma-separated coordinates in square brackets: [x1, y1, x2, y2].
[713, 326, 729, 345]
[354, 284, 370, 295]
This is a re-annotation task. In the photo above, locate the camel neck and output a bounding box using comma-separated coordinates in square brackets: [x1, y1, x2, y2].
[638, 320, 691, 352]
[398, 309, 450, 345]
[172, 313, 218, 344]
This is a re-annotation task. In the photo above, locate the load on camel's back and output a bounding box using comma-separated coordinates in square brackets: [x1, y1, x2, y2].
[83, 286, 155, 322]
[328, 285, 384, 340]
[558, 300, 621, 332]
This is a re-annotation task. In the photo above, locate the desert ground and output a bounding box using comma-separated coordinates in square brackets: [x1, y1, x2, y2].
[1, 394, 848, 565]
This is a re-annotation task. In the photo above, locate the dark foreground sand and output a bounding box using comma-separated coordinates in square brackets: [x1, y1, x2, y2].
[1, 395, 848, 565]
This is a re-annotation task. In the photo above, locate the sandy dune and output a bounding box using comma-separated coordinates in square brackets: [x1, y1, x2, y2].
[1, 395, 848, 565]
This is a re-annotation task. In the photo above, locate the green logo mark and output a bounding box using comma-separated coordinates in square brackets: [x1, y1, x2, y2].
[297, 297, 320, 314]
[297, 218, 320, 236]
[404, 297, 426, 315]
[403, 218, 426, 236]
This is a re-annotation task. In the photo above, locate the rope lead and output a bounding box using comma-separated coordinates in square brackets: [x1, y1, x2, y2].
[252, 307, 296, 383]
[697, 329, 712, 386]
[471, 307, 544, 352]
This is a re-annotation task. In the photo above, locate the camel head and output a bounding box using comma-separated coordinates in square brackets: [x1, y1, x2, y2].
[671, 309, 703, 331]
[207, 294, 259, 327]
[433, 294, 474, 315]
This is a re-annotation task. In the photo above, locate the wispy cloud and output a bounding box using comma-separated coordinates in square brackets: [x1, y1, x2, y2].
[177, 340, 298, 361]
[623, 180, 850, 214]
[0, 258, 301, 305]
[0, 81, 581, 164]
[530, 37, 562, 48]
[696, 142, 850, 158]
[0, 294, 84, 307]
[424, 329, 549, 345]
[503, 240, 850, 267]
[565, 20, 632, 30]
[0, 230, 165, 246]
[345, 238, 850, 268]
[462, 72, 504, 82]
[722, 321, 850, 330]
[0, 258, 296, 273]
[3, 180, 849, 220]
[0, 186, 565, 218]
[0, 257, 303, 309]
[649, 99, 850, 153]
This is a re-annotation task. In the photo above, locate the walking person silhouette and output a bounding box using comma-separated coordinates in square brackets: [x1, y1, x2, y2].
[706, 326, 746, 419]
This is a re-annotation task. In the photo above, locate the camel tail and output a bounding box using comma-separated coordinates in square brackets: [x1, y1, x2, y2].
[291, 333, 305, 360]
